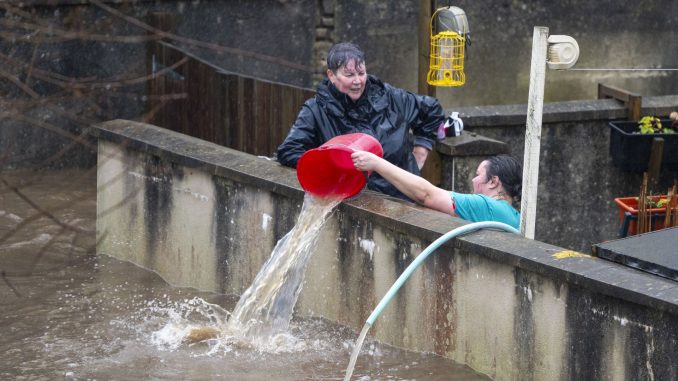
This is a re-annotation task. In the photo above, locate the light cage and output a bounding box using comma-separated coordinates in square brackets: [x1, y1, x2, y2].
[427, 6, 468, 87]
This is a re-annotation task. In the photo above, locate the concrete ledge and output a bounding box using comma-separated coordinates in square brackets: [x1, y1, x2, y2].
[436, 133, 508, 156]
[455, 95, 678, 126]
[91, 120, 303, 200]
[93, 119, 678, 380]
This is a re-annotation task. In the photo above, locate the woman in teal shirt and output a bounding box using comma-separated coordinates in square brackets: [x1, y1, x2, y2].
[351, 152, 522, 229]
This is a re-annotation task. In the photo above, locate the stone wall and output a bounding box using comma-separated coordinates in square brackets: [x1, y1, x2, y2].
[93, 119, 678, 380]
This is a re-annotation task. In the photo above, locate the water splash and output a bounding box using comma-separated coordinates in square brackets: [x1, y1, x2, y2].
[142, 194, 342, 354]
[146, 297, 231, 351]
[124, 296, 317, 356]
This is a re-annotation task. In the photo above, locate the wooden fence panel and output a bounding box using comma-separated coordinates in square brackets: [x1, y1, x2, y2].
[147, 43, 188, 135]
[253, 80, 270, 156]
[146, 42, 314, 157]
[221, 73, 237, 149]
[268, 83, 283, 156]
[240, 77, 255, 155]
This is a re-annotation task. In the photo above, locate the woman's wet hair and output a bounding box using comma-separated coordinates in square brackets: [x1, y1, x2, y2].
[485, 155, 523, 203]
[327, 42, 365, 72]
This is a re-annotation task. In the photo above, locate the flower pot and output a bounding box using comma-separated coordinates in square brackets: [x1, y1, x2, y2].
[614, 195, 667, 237]
[608, 120, 678, 172]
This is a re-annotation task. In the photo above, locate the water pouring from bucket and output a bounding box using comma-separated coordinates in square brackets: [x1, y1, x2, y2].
[221, 134, 383, 342]
[296, 133, 384, 199]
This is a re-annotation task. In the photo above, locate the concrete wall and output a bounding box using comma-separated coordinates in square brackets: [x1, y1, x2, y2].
[94, 119, 678, 381]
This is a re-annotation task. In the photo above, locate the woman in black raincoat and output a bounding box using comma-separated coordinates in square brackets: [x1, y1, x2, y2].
[276, 42, 446, 200]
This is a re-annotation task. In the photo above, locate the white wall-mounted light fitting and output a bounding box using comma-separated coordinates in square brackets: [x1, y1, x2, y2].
[546, 35, 579, 70]
[521, 29, 580, 239]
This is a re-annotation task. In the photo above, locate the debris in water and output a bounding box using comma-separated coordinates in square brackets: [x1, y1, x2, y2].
[183, 326, 221, 345]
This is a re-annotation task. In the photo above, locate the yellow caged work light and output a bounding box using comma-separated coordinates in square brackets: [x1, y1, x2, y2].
[427, 6, 469, 87]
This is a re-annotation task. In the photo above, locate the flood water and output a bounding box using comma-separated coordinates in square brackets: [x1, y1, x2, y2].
[0, 168, 490, 381]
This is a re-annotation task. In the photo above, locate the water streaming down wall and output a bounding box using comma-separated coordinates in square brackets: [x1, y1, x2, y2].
[94, 120, 678, 380]
[229, 194, 342, 337]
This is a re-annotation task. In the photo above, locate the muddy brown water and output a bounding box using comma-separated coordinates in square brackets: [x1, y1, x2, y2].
[0, 168, 490, 380]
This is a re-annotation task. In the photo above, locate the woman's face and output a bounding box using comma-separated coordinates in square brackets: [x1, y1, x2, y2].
[472, 160, 493, 195]
[327, 59, 367, 102]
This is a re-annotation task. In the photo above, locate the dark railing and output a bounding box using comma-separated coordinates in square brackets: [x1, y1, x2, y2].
[146, 41, 314, 157]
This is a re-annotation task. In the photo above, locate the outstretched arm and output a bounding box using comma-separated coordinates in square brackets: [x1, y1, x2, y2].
[352, 151, 454, 215]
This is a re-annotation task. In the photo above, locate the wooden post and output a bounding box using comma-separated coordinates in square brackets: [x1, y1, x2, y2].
[597, 83, 642, 121]
[418, 0, 436, 97]
[520, 26, 549, 239]
[418, 0, 440, 185]
[647, 137, 665, 187]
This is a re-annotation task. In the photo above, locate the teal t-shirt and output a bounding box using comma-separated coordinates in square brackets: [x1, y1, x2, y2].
[450, 192, 520, 229]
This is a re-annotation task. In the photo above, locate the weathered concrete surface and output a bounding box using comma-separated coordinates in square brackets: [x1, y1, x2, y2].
[94, 119, 678, 381]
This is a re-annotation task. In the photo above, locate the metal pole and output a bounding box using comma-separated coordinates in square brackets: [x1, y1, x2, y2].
[520, 26, 549, 239]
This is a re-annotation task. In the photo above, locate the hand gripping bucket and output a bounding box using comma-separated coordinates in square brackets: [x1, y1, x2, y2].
[296, 133, 384, 199]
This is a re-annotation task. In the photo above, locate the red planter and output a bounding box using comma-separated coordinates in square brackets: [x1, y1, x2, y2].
[614, 196, 668, 237]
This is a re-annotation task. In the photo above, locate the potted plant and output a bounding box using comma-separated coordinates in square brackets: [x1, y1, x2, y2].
[608, 113, 678, 172]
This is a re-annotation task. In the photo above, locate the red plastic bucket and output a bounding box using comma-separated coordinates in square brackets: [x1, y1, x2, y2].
[296, 133, 384, 199]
